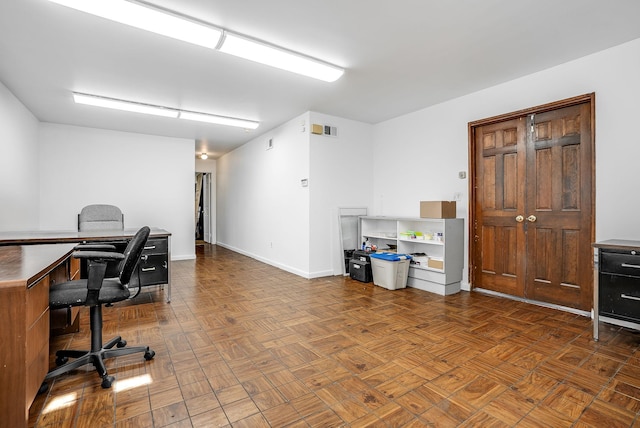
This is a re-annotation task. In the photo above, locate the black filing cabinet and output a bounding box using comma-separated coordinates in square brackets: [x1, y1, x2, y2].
[598, 248, 640, 323]
[594, 240, 640, 340]
[139, 237, 169, 286]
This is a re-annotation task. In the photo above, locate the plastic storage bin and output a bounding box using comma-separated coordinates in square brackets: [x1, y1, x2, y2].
[369, 253, 412, 290]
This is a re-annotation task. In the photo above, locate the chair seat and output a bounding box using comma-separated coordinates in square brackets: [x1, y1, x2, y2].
[49, 279, 130, 309]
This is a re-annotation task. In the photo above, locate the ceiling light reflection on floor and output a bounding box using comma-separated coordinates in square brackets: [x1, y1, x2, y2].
[43, 392, 78, 414]
[114, 373, 153, 392]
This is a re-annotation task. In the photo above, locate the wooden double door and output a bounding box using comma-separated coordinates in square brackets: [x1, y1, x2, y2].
[470, 94, 595, 311]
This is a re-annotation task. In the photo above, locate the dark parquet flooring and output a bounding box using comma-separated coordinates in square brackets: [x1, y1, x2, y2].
[29, 244, 640, 427]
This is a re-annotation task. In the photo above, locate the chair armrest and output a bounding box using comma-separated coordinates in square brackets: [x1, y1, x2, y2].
[74, 243, 117, 251]
[73, 251, 125, 261]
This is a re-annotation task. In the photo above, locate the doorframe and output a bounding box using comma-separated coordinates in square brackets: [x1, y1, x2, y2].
[467, 93, 596, 291]
[202, 173, 211, 243]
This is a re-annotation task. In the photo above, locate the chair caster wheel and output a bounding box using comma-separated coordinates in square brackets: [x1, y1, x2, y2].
[117, 340, 127, 348]
[101, 375, 115, 389]
[144, 349, 155, 360]
[56, 356, 69, 366]
[38, 382, 49, 395]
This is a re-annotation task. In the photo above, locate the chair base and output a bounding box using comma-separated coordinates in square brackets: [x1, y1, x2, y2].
[45, 336, 155, 388]
[44, 305, 155, 388]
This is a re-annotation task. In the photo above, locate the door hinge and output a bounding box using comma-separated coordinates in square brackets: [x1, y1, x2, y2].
[529, 114, 535, 136]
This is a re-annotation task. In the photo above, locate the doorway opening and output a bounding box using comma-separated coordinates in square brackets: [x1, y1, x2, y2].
[195, 172, 214, 245]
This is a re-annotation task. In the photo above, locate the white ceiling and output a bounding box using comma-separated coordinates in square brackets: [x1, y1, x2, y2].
[2, 0, 640, 158]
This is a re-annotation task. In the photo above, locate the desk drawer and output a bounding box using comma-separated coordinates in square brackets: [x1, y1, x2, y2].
[142, 238, 168, 255]
[601, 251, 640, 277]
[139, 254, 168, 286]
[26, 306, 49, 406]
[27, 276, 49, 328]
[599, 273, 640, 322]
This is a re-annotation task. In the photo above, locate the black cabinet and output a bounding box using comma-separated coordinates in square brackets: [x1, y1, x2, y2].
[79, 234, 171, 302]
[598, 249, 640, 323]
[139, 238, 169, 286]
[593, 240, 640, 340]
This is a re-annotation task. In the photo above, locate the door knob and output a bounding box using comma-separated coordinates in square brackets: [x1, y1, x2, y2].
[515, 215, 524, 223]
[527, 215, 537, 222]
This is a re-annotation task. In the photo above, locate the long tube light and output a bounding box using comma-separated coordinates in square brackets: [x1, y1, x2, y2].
[47, 0, 344, 82]
[73, 92, 260, 129]
[219, 33, 344, 83]
[179, 111, 259, 129]
[48, 0, 222, 49]
[73, 93, 179, 118]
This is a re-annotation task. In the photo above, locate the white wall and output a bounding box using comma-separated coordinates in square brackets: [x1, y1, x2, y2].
[0, 81, 40, 231]
[38, 123, 195, 260]
[309, 112, 373, 277]
[373, 37, 640, 289]
[217, 113, 311, 276]
[216, 112, 374, 278]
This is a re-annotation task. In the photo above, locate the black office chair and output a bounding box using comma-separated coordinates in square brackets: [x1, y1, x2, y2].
[45, 226, 155, 388]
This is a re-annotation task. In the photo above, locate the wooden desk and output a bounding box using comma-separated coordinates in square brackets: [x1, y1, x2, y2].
[0, 244, 76, 428]
[0, 228, 172, 302]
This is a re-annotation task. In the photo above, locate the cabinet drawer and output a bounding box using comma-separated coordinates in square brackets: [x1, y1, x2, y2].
[408, 265, 445, 284]
[139, 254, 168, 286]
[26, 276, 49, 328]
[599, 273, 640, 322]
[600, 251, 640, 277]
[142, 238, 168, 254]
[26, 307, 49, 405]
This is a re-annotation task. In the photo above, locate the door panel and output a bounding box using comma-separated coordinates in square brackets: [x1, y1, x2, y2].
[471, 95, 594, 312]
[524, 103, 593, 310]
[474, 118, 527, 297]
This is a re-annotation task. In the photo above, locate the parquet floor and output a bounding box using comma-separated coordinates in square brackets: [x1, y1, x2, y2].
[29, 244, 640, 427]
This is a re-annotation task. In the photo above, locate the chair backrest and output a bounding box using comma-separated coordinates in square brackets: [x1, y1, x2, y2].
[78, 204, 124, 231]
[118, 226, 150, 286]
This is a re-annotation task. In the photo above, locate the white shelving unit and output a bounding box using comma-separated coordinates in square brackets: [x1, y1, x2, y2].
[359, 216, 464, 295]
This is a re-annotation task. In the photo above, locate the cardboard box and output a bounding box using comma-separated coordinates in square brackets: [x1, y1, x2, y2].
[420, 201, 456, 218]
[427, 257, 444, 270]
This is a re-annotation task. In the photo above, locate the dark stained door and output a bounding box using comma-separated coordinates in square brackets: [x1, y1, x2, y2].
[471, 95, 594, 311]
[474, 117, 527, 297]
[524, 102, 593, 310]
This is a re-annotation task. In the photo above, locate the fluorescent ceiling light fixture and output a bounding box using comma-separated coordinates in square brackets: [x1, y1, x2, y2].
[179, 111, 259, 129]
[73, 92, 259, 129]
[47, 0, 344, 82]
[47, 0, 222, 49]
[219, 33, 344, 82]
[73, 92, 178, 118]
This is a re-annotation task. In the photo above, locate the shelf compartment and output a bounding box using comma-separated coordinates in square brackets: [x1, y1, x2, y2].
[398, 238, 444, 245]
[410, 263, 444, 274]
[363, 234, 397, 240]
